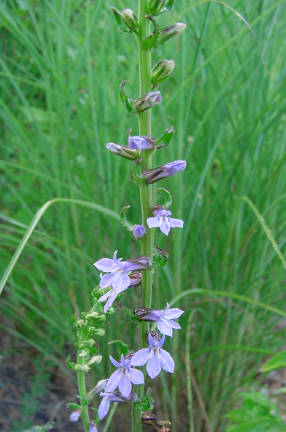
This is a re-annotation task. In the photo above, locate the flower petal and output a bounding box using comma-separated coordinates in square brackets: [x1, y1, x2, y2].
[106, 369, 121, 392]
[147, 217, 161, 228]
[109, 355, 121, 368]
[144, 309, 165, 321]
[131, 348, 150, 366]
[113, 271, 130, 292]
[159, 334, 165, 348]
[103, 290, 118, 313]
[128, 368, 144, 385]
[159, 348, 175, 373]
[98, 291, 111, 303]
[100, 272, 117, 289]
[119, 375, 132, 398]
[168, 217, 184, 228]
[164, 308, 184, 319]
[157, 319, 173, 337]
[94, 258, 117, 272]
[146, 354, 161, 379]
[98, 396, 110, 420]
[170, 320, 181, 330]
[160, 218, 171, 236]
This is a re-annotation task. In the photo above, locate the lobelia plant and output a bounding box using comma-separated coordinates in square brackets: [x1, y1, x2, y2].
[68, 1, 186, 431]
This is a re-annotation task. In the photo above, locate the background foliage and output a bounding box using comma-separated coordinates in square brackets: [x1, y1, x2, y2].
[1, 0, 286, 430]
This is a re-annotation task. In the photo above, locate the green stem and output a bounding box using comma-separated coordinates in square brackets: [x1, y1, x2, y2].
[132, 1, 153, 431]
[77, 354, 90, 432]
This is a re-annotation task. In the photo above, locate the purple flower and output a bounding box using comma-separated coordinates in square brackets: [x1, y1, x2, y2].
[69, 410, 81, 422]
[128, 135, 155, 150]
[143, 160, 186, 184]
[106, 354, 144, 398]
[94, 251, 150, 312]
[98, 391, 126, 420]
[147, 206, 183, 236]
[89, 422, 98, 432]
[106, 142, 140, 160]
[133, 224, 146, 239]
[134, 91, 162, 112]
[136, 304, 184, 337]
[131, 332, 174, 379]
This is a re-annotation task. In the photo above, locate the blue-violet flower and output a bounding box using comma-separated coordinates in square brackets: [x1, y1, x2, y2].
[131, 332, 174, 379]
[69, 410, 81, 422]
[143, 160, 186, 184]
[147, 206, 183, 236]
[98, 391, 126, 420]
[128, 135, 155, 150]
[94, 251, 149, 312]
[136, 304, 184, 337]
[106, 354, 144, 398]
[89, 422, 98, 432]
[133, 224, 147, 239]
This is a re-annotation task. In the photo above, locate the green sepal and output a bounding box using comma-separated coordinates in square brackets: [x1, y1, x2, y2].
[142, 32, 159, 50]
[67, 402, 82, 411]
[108, 339, 129, 356]
[120, 81, 136, 113]
[152, 246, 169, 268]
[133, 389, 154, 412]
[120, 205, 133, 232]
[110, 7, 129, 32]
[66, 355, 77, 370]
[155, 187, 173, 208]
[156, 127, 175, 148]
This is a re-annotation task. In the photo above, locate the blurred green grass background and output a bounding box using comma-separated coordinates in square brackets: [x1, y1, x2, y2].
[1, 0, 286, 430]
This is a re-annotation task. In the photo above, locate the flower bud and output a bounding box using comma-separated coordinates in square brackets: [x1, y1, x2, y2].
[148, 0, 168, 16]
[151, 59, 175, 85]
[70, 410, 81, 423]
[129, 272, 142, 286]
[93, 328, 105, 336]
[89, 422, 98, 432]
[134, 91, 162, 112]
[158, 23, 186, 45]
[143, 160, 187, 184]
[133, 224, 146, 239]
[122, 8, 138, 33]
[128, 135, 155, 150]
[88, 355, 103, 365]
[106, 143, 140, 160]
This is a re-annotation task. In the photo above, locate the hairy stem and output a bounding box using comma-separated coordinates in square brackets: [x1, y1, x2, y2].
[132, 0, 153, 431]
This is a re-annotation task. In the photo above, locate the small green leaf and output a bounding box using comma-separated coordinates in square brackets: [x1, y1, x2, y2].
[67, 402, 81, 411]
[260, 351, 286, 372]
[120, 81, 136, 113]
[155, 187, 172, 208]
[108, 339, 129, 356]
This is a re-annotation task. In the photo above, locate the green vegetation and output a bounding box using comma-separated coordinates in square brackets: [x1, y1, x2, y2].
[1, 0, 286, 430]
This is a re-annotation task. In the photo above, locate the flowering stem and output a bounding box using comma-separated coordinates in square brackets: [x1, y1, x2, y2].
[132, 0, 153, 431]
[77, 353, 90, 432]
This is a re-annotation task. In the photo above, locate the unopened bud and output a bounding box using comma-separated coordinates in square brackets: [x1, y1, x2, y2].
[93, 328, 105, 336]
[151, 59, 175, 85]
[134, 91, 162, 112]
[70, 410, 81, 423]
[106, 143, 140, 160]
[122, 8, 138, 33]
[143, 160, 187, 184]
[88, 355, 102, 365]
[128, 135, 155, 150]
[133, 224, 146, 239]
[158, 23, 186, 45]
[148, 0, 168, 15]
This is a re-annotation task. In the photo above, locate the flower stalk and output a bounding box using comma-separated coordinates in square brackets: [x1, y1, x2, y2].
[132, 1, 154, 430]
[77, 354, 90, 432]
